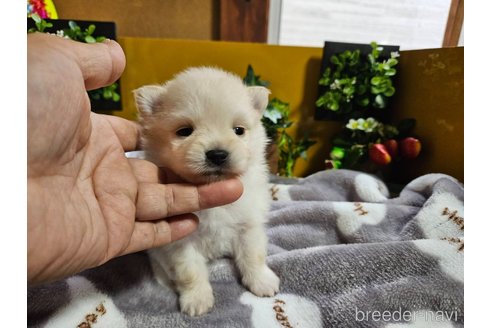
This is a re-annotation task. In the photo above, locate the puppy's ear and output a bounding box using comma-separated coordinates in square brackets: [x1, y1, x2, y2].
[248, 86, 270, 115]
[133, 85, 166, 114]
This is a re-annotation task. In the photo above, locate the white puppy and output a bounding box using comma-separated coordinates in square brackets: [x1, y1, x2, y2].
[134, 67, 280, 316]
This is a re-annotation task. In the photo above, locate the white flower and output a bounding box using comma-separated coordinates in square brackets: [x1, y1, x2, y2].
[363, 117, 380, 132]
[346, 119, 359, 130]
[391, 51, 400, 58]
[330, 79, 341, 90]
[356, 118, 366, 131]
[346, 117, 381, 132]
[56, 30, 65, 37]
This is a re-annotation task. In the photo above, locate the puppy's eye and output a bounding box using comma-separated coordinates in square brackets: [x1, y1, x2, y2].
[233, 127, 245, 136]
[176, 127, 194, 137]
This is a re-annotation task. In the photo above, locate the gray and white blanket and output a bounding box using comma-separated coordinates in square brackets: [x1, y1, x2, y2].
[28, 169, 464, 327]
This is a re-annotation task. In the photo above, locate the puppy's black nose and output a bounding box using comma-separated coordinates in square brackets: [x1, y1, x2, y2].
[206, 149, 229, 166]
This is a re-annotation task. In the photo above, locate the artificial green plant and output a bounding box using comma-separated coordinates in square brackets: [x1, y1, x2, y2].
[316, 42, 399, 117]
[243, 65, 315, 177]
[316, 42, 421, 170]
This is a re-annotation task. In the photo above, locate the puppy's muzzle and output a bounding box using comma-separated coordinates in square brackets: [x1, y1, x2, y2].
[206, 149, 229, 167]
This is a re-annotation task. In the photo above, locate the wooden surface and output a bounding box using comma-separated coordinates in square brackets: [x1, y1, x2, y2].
[219, 0, 269, 42]
[442, 0, 464, 47]
[110, 38, 463, 182]
[55, 0, 220, 39]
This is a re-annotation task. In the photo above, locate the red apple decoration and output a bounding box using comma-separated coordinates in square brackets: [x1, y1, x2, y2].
[369, 144, 392, 165]
[400, 137, 421, 159]
[383, 139, 398, 158]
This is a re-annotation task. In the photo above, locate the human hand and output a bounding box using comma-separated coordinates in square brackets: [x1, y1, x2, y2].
[27, 33, 243, 285]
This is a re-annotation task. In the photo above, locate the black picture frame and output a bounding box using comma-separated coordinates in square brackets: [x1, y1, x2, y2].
[314, 41, 400, 121]
[27, 18, 122, 112]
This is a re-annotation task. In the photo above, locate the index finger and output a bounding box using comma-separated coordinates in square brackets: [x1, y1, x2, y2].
[135, 179, 244, 221]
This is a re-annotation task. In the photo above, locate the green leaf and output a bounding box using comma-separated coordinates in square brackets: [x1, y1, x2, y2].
[384, 68, 396, 76]
[243, 65, 255, 85]
[343, 146, 365, 168]
[331, 55, 340, 66]
[383, 124, 399, 138]
[357, 84, 367, 95]
[342, 85, 355, 96]
[263, 108, 283, 124]
[387, 58, 398, 66]
[112, 93, 120, 102]
[89, 92, 101, 100]
[372, 48, 379, 60]
[277, 134, 287, 148]
[357, 97, 370, 107]
[328, 99, 340, 111]
[371, 86, 383, 94]
[31, 13, 42, 23]
[87, 24, 96, 35]
[68, 20, 78, 31]
[325, 159, 342, 170]
[384, 86, 395, 97]
[330, 146, 345, 160]
[96, 36, 106, 42]
[319, 67, 332, 86]
[316, 96, 327, 107]
[371, 76, 382, 85]
[242, 64, 270, 87]
[103, 89, 112, 99]
[373, 94, 386, 108]
[349, 50, 360, 65]
[84, 35, 96, 43]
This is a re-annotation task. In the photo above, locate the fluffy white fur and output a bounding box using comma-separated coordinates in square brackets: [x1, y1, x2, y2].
[134, 67, 280, 316]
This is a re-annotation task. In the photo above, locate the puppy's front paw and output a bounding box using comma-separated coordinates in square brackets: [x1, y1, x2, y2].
[242, 266, 280, 297]
[179, 284, 215, 316]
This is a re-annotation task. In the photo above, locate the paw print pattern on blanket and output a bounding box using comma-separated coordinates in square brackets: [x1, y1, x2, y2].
[269, 184, 292, 201]
[410, 183, 464, 284]
[414, 192, 464, 240]
[333, 201, 387, 237]
[43, 276, 128, 328]
[239, 292, 322, 328]
[353, 173, 389, 202]
[413, 239, 464, 283]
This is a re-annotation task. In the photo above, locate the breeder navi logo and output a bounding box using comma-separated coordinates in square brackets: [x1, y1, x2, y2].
[355, 307, 458, 323]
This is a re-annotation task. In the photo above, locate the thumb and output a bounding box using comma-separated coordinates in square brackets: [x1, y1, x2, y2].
[76, 38, 126, 91]
[29, 33, 126, 91]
